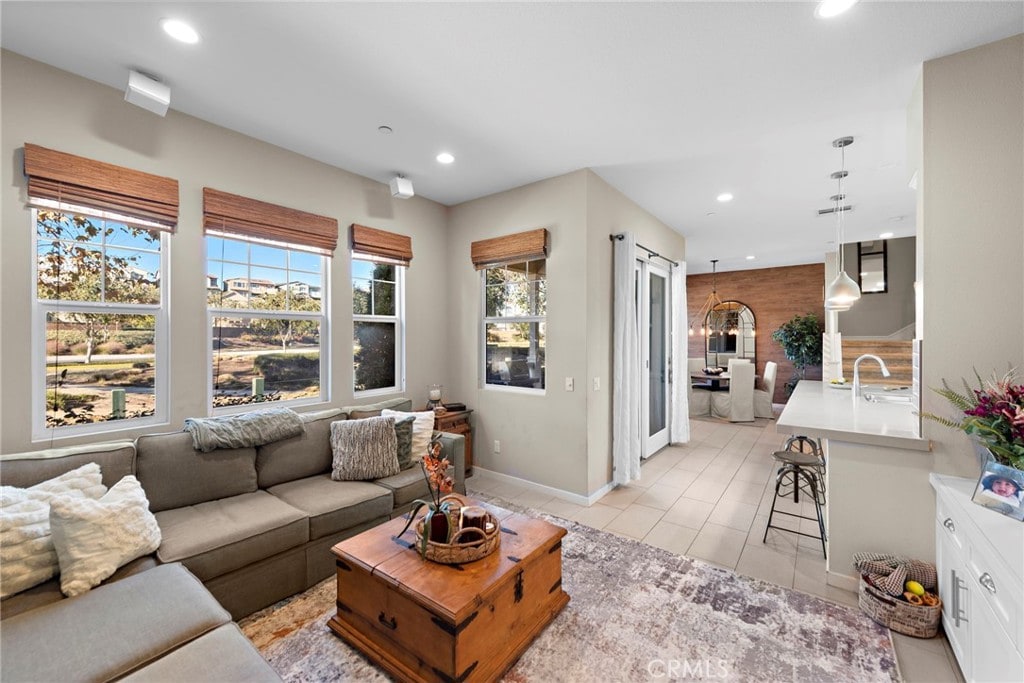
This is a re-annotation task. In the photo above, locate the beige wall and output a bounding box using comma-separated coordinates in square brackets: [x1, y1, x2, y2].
[920, 34, 1024, 479]
[0, 52, 451, 452]
[838, 236, 916, 337]
[445, 170, 684, 498]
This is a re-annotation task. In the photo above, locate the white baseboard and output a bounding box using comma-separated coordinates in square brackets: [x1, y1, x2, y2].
[826, 569, 860, 594]
[471, 466, 614, 507]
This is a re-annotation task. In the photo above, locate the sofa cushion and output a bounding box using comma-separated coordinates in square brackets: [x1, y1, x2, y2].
[394, 415, 416, 470]
[0, 441, 135, 489]
[155, 491, 308, 581]
[135, 431, 257, 512]
[256, 408, 343, 489]
[374, 467, 431, 508]
[50, 476, 162, 597]
[267, 475, 392, 540]
[119, 623, 281, 682]
[340, 396, 412, 419]
[330, 416, 400, 481]
[382, 408, 436, 463]
[0, 555, 157, 621]
[0, 563, 229, 683]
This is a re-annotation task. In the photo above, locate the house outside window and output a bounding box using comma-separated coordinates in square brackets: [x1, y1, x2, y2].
[207, 233, 327, 410]
[33, 207, 167, 436]
[483, 259, 546, 390]
[352, 257, 404, 394]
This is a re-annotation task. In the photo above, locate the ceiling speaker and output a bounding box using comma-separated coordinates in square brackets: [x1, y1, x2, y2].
[390, 176, 414, 199]
[125, 70, 170, 116]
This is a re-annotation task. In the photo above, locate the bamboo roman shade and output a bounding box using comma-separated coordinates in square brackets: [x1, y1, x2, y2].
[203, 187, 339, 255]
[471, 228, 549, 270]
[23, 143, 179, 229]
[351, 224, 413, 266]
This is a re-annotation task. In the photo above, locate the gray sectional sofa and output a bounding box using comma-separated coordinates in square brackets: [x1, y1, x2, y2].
[0, 397, 467, 681]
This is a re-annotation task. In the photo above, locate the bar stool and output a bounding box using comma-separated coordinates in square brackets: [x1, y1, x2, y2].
[763, 436, 827, 558]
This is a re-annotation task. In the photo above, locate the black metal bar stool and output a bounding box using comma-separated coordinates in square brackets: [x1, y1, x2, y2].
[763, 436, 827, 558]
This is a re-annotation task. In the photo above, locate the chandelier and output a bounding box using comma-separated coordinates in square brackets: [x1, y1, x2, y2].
[689, 259, 724, 337]
[825, 135, 861, 311]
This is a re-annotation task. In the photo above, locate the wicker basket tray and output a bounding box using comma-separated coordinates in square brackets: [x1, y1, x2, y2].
[858, 574, 942, 638]
[415, 505, 500, 565]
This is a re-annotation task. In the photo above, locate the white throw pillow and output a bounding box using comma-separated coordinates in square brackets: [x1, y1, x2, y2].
[0, 463, 106, 598]
[381, 409, 435, 462]
[49, 475, 161, 597]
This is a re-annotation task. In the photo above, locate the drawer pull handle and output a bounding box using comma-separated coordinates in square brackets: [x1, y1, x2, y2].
[942, 518, 955, 533]
[978, 572, 997, 594]
[378, 612, 398, 630]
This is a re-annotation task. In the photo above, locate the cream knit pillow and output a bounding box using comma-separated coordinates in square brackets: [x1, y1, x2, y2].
[381, 408, 436, 462]
[49, 475, 161, 597]
[0, 463, 106, 598]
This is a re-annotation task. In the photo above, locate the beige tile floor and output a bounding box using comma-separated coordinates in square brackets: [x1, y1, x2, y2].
[468, 414, 964, 682]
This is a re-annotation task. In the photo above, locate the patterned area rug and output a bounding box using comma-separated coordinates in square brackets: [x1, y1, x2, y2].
[239, 508, 899, 682]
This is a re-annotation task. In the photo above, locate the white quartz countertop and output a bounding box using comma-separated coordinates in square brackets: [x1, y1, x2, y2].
[777, 381, 931, 451]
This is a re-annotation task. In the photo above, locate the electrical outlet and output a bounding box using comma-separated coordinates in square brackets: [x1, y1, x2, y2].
[565, 377, 574, 392]
[593, 377, 600, 391]
[493, 440, 500, 454]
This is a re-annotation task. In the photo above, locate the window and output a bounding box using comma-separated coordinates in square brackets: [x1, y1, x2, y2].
[483, 259, 546, 390]
[858, 240, 888, 293]
[207, 234, 327, 409]
[34, 208, 167, 435]
[352, 257, 404, 394]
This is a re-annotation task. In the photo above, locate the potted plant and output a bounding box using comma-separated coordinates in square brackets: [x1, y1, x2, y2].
[925, 368, 1024, 472]
[771, 313, 824, 395]
[398, 435, 460, 557]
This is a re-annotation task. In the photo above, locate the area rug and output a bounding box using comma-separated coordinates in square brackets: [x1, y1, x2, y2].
[239, 508, 899, 682]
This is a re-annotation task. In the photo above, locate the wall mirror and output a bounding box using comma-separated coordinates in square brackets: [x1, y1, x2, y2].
[705, 301, 756, 369]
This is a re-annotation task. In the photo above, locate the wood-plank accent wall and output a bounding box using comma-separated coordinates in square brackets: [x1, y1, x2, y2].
[687, 263, 825, 404]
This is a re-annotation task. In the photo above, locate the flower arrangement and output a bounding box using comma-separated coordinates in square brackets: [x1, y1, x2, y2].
[925, 368, 1024, 471]
[398, 434, 458, 556]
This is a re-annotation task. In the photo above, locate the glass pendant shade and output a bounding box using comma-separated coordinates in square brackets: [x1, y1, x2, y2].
[826, 270, 861, 308]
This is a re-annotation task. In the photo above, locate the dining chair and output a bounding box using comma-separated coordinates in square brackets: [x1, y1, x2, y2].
[753, 361, 778, 419]
[710, 361, 755, 422]
[688, 380, 712, 417]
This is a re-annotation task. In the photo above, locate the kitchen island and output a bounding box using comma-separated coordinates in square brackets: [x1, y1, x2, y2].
[777, 381, 932, 590]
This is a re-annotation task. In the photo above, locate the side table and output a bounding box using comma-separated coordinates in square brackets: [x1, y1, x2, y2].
[432, 408, 473, 475]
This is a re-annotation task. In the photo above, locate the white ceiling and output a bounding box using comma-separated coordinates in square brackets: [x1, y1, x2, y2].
[2, 2, 1021, 273]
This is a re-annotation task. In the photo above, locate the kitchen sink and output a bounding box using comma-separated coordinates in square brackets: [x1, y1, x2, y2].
[862, 386, 914, 404]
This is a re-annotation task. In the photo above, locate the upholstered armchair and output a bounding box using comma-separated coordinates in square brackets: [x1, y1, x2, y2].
[753, 361, 778, 419]
[711, 360, 755, 422]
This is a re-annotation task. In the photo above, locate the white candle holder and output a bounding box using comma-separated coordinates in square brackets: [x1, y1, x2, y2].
[426, 384, 443, 409]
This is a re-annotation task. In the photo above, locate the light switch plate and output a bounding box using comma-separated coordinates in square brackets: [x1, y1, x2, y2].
[565, 377, 574, 391]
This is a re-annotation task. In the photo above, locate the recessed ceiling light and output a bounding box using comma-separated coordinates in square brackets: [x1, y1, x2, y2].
[745, 255, 756, 260]
[815, 0, 859, 19]
[436, 152, 455, 164]
[378, 125, 393, 134]
[716, 192, 733, 203]
[880, 232, 894, 239]
[160, 19, 200, 44]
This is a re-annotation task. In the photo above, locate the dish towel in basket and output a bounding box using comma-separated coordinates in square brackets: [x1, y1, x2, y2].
[852, 552, 938, 596]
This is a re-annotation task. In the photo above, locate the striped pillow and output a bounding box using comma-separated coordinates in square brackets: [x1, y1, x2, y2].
[330, 416, 401, 481]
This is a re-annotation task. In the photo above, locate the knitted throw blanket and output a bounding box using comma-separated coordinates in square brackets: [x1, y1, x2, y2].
[184, 408, 304, 452]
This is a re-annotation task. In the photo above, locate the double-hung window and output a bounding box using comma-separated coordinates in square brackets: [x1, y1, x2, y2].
[203, 188, 338, 412]
[25, 144, 177, 439]
[472, 228, 549, 392]
[349, 224, 412, 396]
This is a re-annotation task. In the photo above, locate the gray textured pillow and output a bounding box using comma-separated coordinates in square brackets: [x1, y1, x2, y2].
[394, 416, 416, 470]
[330, 416, 400, 481]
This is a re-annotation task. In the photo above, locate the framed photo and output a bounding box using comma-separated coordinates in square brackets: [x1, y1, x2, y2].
[972, 461, 1024, 521]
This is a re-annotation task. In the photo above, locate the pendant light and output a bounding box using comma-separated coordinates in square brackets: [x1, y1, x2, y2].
[825, 136, 861, 311]
[688, 259, 724, 336]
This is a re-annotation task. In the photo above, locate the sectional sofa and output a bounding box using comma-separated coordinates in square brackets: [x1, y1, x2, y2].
[0, 397, 467, 681]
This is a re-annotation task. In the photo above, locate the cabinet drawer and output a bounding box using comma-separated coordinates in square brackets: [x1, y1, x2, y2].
[967, 533, 1023, 654]
[936, 495, 966, 553]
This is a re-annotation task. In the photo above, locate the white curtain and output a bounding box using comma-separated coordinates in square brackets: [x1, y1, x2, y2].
[671, 260, 690, 444]
[612, 233, 641, 486]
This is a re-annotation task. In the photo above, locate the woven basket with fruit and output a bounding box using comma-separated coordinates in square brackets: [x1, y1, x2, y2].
[853, 552, 942, 638]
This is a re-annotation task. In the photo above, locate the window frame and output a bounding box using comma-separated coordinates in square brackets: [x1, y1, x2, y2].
[351, 254, 406, 397]
[480, 258, 547, 394]
[206, 232, 330, 414]
[857, 239, 889, 294]
[31, 206, 169, 441]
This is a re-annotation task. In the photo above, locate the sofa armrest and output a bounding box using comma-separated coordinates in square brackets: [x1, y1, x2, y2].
[435, 432, 466, 495]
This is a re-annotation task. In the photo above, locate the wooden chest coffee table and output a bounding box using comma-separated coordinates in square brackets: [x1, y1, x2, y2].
[328, 500, 569, 683]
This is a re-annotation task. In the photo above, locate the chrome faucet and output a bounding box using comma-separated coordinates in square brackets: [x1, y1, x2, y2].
[852, 354, 891, 399]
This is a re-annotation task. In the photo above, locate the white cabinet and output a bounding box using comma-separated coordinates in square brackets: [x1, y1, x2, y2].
[931, 474, 1024, 682]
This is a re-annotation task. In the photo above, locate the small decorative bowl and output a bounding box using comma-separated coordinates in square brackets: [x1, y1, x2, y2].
[703, 367, 725, 376]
